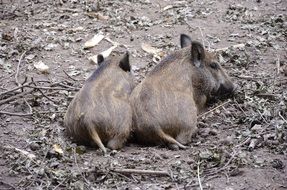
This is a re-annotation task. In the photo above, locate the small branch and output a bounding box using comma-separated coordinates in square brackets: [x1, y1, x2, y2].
[0, 82, 32, 97]
[234, 75, 265, 81]
[111, 168, 170, 177]
[26, 85, 78, 91]
[24, 98, 33, 114]
[233, 100, 247, 117]
[4, 145, 36, 160]
[255, 93, 278, 99]
[205, 152, 236, 176]
[198, 99, 231, 118]
[278, 112, 287, 123]
[197, 26, 205, 48]
[276, 55, 280, 75]
[54, 83, 80, 90]
[15, 50, 27, 86]
[0, 111, 32, 117]
[63, 69, 80, 81]
[215, 43, 245, 52]
[0, 110, 65, 117]
[197, 162, 203, 190]
[0, 89, 34, 106]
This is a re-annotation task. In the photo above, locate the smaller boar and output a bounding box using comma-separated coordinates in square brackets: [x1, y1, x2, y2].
[130, 34, 234, 149]
[64, 52, 135, 154]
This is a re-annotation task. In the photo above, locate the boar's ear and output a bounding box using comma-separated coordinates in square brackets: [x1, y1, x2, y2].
[180, 34, 192, 48]
[97, 54, 104, 65]
[191, 41, 205, 68]
[119, 52, 131, 72]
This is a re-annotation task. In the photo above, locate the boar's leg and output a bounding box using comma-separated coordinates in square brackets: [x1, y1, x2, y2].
[176, 125, 198, 145]
[157, 128, 187, 149]
[89, 127, 107, 154]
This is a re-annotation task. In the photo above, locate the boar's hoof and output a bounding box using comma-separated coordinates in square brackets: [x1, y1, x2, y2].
[107, 139, 124, 150]
[168, 143, 187, 150]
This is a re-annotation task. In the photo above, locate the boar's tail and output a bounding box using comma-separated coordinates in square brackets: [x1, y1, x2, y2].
[157, 129, 187, 149]
[90, 128, 107, 154]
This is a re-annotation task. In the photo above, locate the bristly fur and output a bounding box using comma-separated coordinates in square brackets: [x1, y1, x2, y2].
[130, 34, 234, 149]
[86, 59, 111, 82]
[64, 54, 135, 154]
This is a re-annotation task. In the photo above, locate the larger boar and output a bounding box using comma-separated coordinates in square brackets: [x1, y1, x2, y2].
[64, 52, 135, 154]
[130, 34, 234, 149]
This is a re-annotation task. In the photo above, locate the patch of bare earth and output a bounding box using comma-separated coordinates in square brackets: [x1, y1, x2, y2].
[0, 0, 286, 189]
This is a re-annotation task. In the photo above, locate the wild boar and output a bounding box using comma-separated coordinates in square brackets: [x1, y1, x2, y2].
[64, 52, 135, 154]
[130, 34, 234, 149]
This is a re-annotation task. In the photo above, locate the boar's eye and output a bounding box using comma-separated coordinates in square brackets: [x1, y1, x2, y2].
[210, 62, 219, 70]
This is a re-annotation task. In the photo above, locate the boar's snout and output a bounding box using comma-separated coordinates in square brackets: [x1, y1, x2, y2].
[217, 80, 235, 97]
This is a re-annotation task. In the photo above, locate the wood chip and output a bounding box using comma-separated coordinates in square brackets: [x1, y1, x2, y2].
[84, 34, 105, 49]
[34, 61, 49, 73]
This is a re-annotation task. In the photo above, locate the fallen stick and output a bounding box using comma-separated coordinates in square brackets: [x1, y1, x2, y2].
[0, 82, 32, 97]
[111, 168, 170, 177]
[0, 110, 65, 117]
[215, 43, 245, 52]
[198, 99, 231, 118]
[4, 145, 36, 160]
[197, 162, 203, 190]
[0, 89, 34, 106]
[15, 50, 27, 86]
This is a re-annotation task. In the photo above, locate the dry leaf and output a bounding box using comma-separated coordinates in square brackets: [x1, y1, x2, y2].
[34, 61, 49, 73]
[101, 45, 117, 58]
[89, 45, 118, 64]
[96, 13, 109, 20]
[53, 144, 63, 155]
[84, 34, 105, 49]
[86, 12, 109, 20]
[141, 43, 165, 63]
[141, 43, 162, 55]
[163, 5, 173, 11]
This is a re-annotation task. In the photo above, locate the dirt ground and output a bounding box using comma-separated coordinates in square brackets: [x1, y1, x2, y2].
[0, 0, 286, 189]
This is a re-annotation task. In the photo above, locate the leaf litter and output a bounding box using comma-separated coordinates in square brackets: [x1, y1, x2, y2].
[0, 0, 286, 189]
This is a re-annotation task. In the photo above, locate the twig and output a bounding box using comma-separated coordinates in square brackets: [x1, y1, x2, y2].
[110, 171, 134, 182]
[0, 110, 65, 117]
[0, 72, 15, 83]
[0, 82, 32, 97]
[54, 83, 80, 90]
[234, 75, 265, 81]
[0, 180, 16, 190]
[278, 112, 287, 123]
[197, 26, 205, 48]
[205, 151, 236, 176]
[198, 99, 231, 118]
[52, 177, 67, 190]
[73, 148, 93, 188]
[276, 55, 280, 75]
[4, 145, 36, 160]
[257, 110, 268, 124]
[0, 89, 34, 106]
[63, 69, 79, 81]
[255, 93, 278, 99]
[26, 85, 77, 91]
[197, 162, 203, 190]
[235, 137, 251, 148]
[15, 51, 27, 86]
[215, 44, 245, 52]
[233, 100, 247, 117]
[111, 168, 170, 177]
[24, 98, 33, 114]
[36, 87, 58, 103]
